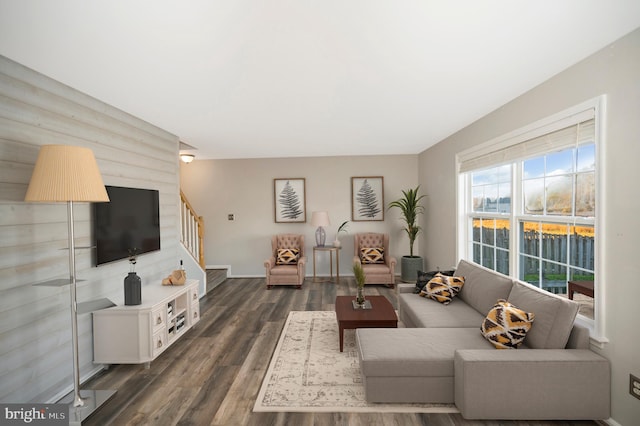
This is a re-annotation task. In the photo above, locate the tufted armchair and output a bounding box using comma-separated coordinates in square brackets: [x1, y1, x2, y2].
[264, 234, 306, 289]
[352, 233, 396, 288]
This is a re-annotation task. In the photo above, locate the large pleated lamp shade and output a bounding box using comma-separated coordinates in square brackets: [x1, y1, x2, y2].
[25, 145, 109, 202]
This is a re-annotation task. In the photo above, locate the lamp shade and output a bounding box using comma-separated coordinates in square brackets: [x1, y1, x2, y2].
[24, 145, 109, 202]
[310, 211, 330, 227]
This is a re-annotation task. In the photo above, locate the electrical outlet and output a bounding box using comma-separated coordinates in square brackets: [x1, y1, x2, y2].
[630, 374, 640, 401]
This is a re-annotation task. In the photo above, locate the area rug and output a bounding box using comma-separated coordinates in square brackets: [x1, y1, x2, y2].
[253, 310, 458, 413]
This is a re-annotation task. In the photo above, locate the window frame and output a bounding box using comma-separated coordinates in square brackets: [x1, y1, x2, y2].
[456, 96, 607, 344]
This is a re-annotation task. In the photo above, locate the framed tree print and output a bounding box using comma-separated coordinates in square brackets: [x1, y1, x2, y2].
[274, 178, 306, 223]
[351, 176, 384, 221]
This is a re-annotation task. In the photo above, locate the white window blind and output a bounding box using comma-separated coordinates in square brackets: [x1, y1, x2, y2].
[459, 110, 595, 173]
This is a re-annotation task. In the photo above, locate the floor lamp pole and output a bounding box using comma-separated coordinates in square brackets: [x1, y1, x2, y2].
[67, 201, 85, 407]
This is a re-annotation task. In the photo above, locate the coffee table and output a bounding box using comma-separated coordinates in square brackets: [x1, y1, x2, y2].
[334, 295, 397, 352]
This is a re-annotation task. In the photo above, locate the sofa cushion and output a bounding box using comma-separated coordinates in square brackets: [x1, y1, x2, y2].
[356, 328, 493, 378]
[454, 259, 513, 316]
[399, 293, 485, 328]
[276, 248, 299, 265]
[361, 247, 384, 264]
[507, 281, 579, 349]
[269, 264, 299, 275]
[481, 299, 535, 349]
[420, 273, 465, 305]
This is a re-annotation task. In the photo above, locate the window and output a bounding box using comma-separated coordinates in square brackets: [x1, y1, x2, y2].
[457, 98, 604, 338]
[519, 144, 595, 302]
[470, 165, 511, 274]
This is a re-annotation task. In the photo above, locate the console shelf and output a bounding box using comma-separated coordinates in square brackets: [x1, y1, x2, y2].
[92, 279, 200, 365]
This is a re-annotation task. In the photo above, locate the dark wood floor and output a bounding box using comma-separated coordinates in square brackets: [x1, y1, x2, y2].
[83, 277, 599, 426]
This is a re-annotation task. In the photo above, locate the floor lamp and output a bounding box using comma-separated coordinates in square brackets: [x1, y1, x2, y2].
[25, 145, 114, 421]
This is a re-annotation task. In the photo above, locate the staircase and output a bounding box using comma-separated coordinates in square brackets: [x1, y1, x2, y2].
[180, 190, 205, 268]
[180, 191, 229, 294]
[180, 191, 207, 296]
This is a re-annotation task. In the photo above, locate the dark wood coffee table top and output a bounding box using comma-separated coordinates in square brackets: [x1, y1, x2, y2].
[334, 295, 397, 351]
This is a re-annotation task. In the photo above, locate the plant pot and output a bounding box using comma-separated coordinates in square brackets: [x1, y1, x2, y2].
[124, 272, 142, 305]
[400, 256, 424, 282]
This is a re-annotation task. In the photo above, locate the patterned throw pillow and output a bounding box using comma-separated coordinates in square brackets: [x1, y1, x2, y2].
[419, 273, 465, 304]
[414, 269, 456, 293]
[360, 247, 384, 264]
[481, 299, 535, 349]
[276, 248, 299, 265]
[415, 270, 434, 293]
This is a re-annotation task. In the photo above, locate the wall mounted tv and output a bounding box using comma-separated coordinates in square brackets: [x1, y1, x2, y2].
[93, 185, 161, 266]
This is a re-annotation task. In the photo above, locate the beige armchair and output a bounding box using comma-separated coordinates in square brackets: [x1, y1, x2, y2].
[264, 234, 306, 289]
[352, 233, 396, 288]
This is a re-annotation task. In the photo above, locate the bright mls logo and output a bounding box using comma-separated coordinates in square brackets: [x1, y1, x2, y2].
[2, 404, 66, 425]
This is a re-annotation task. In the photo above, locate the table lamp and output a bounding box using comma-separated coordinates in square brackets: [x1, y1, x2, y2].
[310, 211, 330, 247]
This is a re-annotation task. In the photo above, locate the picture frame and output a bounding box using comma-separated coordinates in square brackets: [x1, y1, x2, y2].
[274, 178, 306, 223]
[351, 176, 384, 221]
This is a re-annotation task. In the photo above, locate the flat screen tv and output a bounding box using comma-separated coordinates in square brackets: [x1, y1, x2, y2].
[93, 186, 161, 266]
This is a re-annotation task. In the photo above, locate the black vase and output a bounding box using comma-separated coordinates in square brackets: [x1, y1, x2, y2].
[124, 272, 141, 305]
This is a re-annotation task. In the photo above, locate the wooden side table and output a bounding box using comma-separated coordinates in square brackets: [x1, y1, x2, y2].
[313, 246, 340, 283]
[567, 280, 594, 300]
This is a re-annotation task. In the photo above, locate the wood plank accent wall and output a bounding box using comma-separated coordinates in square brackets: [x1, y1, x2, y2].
[0, 55, 181, 403]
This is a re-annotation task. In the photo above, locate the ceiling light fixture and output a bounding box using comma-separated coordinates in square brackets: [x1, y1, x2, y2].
[180, 153, 195, 163]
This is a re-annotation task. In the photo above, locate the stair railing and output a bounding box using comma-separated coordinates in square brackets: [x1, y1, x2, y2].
[180, 190, 205, 268]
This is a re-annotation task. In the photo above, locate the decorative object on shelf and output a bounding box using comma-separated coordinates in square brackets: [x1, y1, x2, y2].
[124, 248, 142, 305]
[333, 220, 349, 248]
[352, 262, 370, 309]
[24, 144, 112, 411]
[124, 272, 142, 305]
[273, 178, 306, 223]
[162, 268, 187, 286]
[388, 185, 426, 282]
[310, 211, 330, 247]
[351, 176, 384, 221]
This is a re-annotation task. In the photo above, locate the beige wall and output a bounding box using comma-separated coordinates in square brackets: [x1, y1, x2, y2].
[419, 28, 640, 424]
[180, 155, 419, 277]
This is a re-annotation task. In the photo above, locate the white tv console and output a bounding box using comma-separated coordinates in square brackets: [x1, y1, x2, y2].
[93, 279, 200, 365]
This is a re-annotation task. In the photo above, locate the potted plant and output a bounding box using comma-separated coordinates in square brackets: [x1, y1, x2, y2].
[333, 220, 349, 248]
[352, 261, 366, 308]
[388, 185, 426, 282]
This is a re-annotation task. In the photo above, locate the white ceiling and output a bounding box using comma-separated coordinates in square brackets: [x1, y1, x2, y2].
[1, 1, 639, 160]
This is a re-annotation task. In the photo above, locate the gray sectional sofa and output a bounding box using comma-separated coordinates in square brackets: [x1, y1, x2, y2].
[355, 259, 610, 420]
